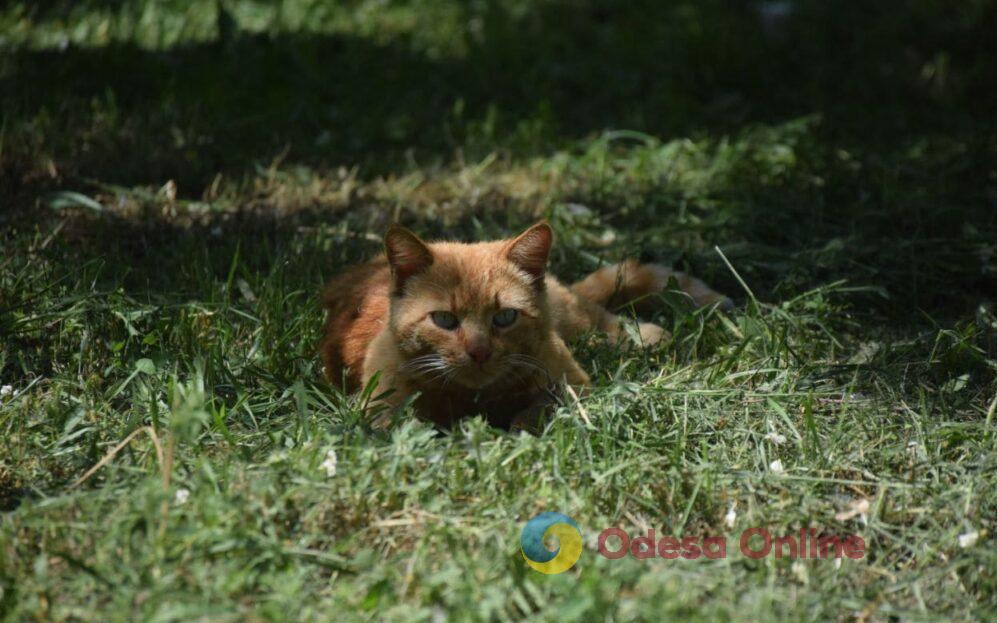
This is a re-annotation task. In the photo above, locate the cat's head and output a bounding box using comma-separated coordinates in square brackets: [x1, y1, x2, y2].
[384, 222, 554, 389]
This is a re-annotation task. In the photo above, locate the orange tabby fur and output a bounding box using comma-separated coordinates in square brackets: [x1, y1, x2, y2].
[319, 222, 728, 428]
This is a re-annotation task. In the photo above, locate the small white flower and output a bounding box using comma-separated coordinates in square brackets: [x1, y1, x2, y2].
[765, 432, 787, 445]
[266, 450, 289, 465]
[321, 448, 338, 477]
[174, 488, 190, 505]
[724, 505, 737, 529]
[958, 531, 979, 548]
[0, 385, 12, 398]
[236, 278, 257, 304]
[906, 440, 926, 459]
[769, 459, 785, 474]
[564, 203, 591, 217]
[160, 179, 177, 201]
[791, 560, 809, 585]
[834, 498, 871, 525]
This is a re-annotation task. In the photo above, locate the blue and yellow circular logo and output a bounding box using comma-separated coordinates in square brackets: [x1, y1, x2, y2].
[520, 512, 583, 574]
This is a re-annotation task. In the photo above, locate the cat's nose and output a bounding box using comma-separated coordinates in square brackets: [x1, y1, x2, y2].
[467, 343, 492, 364]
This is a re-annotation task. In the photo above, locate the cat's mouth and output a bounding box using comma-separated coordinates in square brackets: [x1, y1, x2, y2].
[451, 364, 507, 389]
[399, 353, 548, 390]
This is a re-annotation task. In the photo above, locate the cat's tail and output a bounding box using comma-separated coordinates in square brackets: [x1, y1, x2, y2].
[570, 259, 732, 312]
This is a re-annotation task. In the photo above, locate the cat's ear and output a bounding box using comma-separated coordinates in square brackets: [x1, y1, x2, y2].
[385, 224, 433, 291]
[505, 221, 552, 285]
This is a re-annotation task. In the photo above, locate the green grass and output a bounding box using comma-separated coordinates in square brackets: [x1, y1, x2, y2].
[1, 1, 996, 621]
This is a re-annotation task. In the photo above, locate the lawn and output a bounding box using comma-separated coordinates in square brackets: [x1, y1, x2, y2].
[1, 1, 995, 621]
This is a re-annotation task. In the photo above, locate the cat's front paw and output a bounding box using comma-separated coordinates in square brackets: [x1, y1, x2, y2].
[637, 322, 668, 347]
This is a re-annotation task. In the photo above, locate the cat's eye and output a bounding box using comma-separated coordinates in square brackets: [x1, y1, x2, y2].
[430, 311, 459, 330]
[492, 308, 518, 328]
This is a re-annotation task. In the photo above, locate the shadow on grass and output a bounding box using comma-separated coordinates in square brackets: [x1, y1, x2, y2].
[3, 0, 995, 192]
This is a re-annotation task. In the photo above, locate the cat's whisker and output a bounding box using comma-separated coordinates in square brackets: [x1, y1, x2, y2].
[411, 368, 449, 382]
[426, 361, 462, 384]
[441, 361, 474, 387]
[505, 353, 546, 369]
[514, 354, 549, 370]
[503, 364, 534, 388]
[504, 354, 552, 386]
[408, 361, 446, 373]
[401, 354, 453, 380]
[405, 364, 440, 375]
[442, 367, 461, 387]
[400, 354, 444, 372]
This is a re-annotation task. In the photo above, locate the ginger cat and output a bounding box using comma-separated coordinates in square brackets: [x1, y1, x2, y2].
[319, 222, 728, 429]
